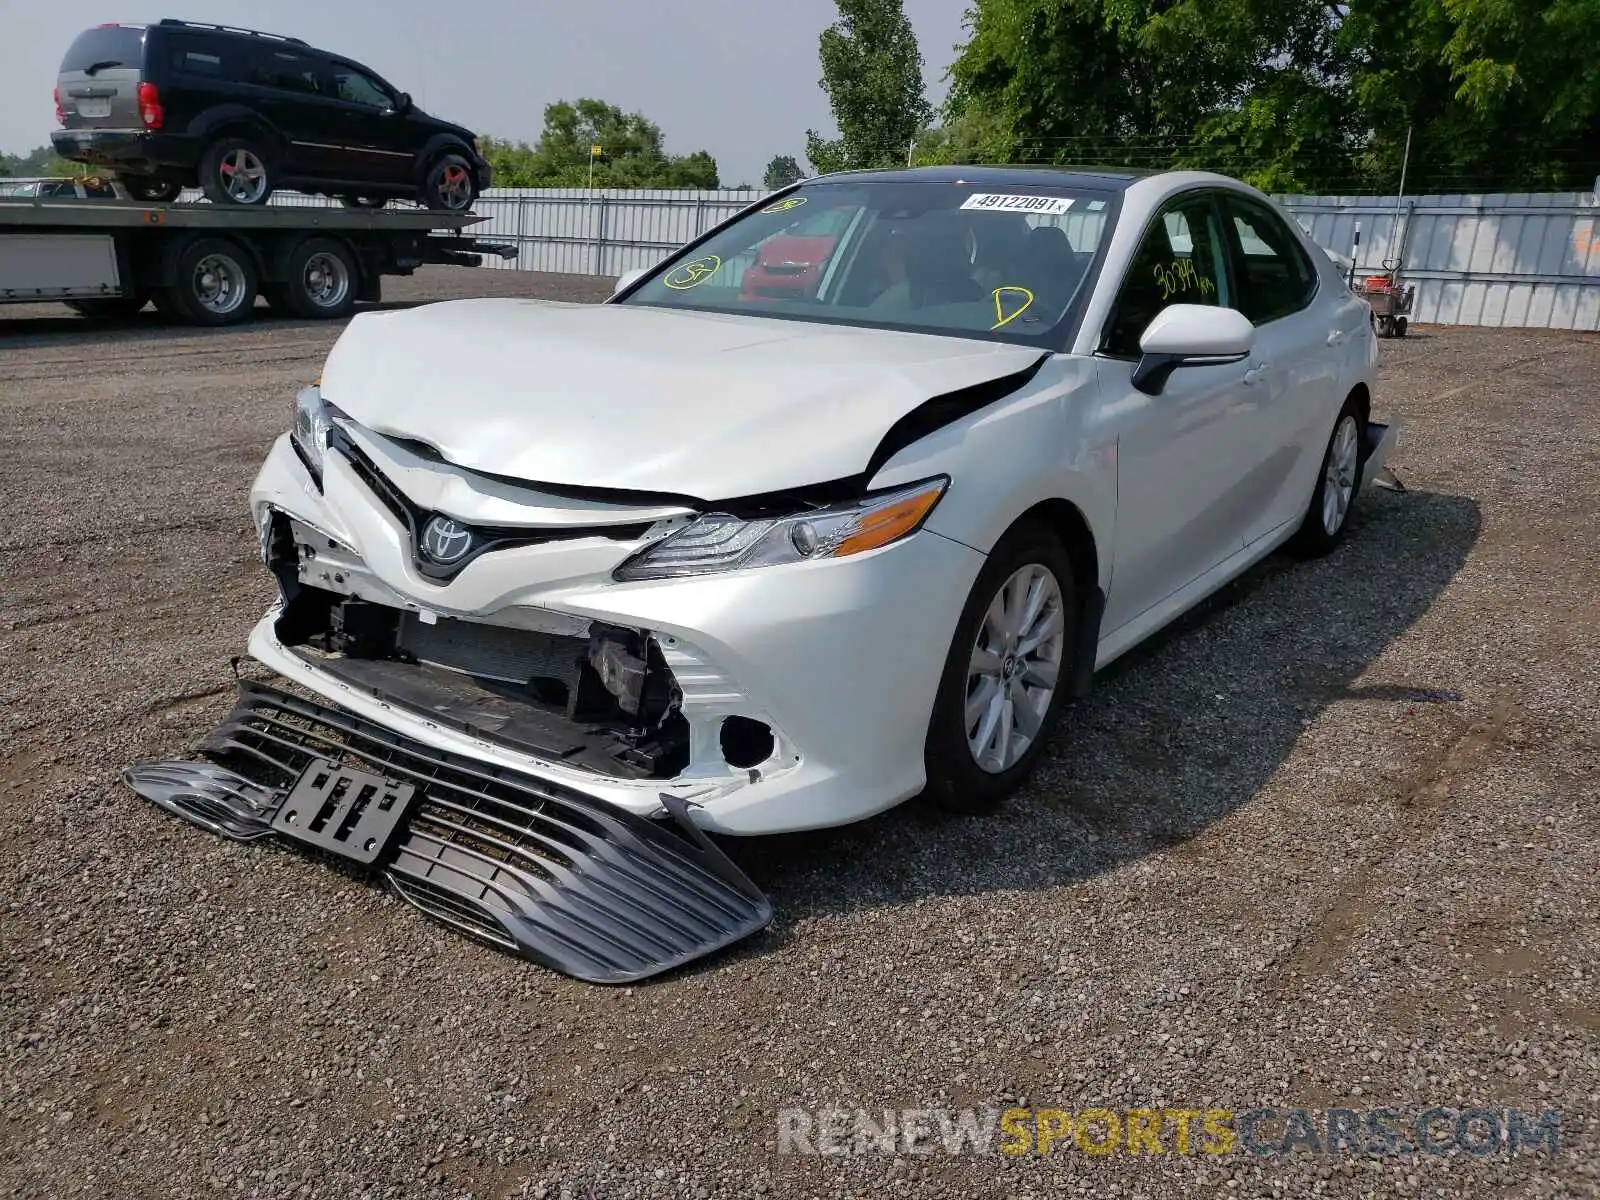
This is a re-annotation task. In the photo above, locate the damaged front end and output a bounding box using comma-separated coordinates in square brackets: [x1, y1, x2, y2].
[260, 505, 699, 783]
[125, 681, 773, 983]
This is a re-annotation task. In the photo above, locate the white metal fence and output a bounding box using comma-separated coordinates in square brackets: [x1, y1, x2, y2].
[11, 178, 1600, 329]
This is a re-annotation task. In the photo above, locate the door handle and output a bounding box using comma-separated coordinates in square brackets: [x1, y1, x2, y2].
[1327, 329, 1345, 346]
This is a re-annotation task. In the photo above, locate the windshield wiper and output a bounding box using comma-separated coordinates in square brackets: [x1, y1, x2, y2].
[82, 60, 124, 75]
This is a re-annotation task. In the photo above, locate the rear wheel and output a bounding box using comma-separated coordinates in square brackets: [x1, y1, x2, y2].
[274, 237, 359, 319]
[421, 152, 477, 211]
[161, 237, 258, 326]
[120, 176, 182, 203]
[200, 137, 274, 205]
[1289, 398, 1366, 557]
[924, 521, 1077, 813]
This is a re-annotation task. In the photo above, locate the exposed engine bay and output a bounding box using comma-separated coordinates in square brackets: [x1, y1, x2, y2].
[261, 510, 692, 779]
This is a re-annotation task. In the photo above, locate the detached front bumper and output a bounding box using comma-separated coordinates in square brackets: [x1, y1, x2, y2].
[125, 681, 773, 983]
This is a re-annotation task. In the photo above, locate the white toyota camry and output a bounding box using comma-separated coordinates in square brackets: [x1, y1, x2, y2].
[126, 167, 1401, 976]
[240, 166, 1397, 839]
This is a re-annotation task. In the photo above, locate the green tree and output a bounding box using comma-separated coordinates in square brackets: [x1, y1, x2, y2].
[480, 99, 719, 188]
[939, 0, 1600, 193]
[0, 145, 78, 177]
[806, 0, 934, 174]
[762, 154, 805, 189]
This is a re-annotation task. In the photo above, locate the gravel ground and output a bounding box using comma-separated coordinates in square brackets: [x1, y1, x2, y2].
[1, 270, 1596, 1199]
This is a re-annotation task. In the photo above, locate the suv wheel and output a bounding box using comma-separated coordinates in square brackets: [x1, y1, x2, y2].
[421, 152, 477, 211]
[200, 137, 274, 206]
[121, 176, 183, 204]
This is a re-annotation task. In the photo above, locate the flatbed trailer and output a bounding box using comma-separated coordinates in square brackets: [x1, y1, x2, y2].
[0, 197, 516, 326]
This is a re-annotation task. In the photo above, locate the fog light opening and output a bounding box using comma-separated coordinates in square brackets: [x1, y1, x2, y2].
[720, 716, 775, 769]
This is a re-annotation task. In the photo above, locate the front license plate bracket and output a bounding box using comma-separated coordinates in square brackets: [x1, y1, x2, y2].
[270, 758, 417, 865]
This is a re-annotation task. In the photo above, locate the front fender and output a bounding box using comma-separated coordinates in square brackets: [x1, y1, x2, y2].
[865, 354, 1116, 595]
[412, 132, 475, 183]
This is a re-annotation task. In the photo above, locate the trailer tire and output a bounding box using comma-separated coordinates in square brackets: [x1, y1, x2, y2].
[163, 237, 259, 326]
[64, 293, 151, 319]
[276, 237, 360, 319]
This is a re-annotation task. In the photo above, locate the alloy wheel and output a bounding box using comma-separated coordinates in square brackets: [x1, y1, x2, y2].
[1322, 415, 1360, 535]
[965, 563, 1066, 773]
[217, 148, 268, 204]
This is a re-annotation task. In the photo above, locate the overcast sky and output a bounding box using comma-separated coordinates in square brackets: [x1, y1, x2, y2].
[0, 0, 971, 185]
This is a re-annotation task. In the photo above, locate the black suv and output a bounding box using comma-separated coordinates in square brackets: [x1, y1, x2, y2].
[50, 20, 490, 210]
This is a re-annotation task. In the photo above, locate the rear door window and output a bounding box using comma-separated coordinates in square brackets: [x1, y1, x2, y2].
[1221, 196, 1318, 324]
[246, 47, 326, 96]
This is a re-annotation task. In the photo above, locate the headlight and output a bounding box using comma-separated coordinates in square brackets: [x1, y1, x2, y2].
[613, 477, 949, 581]
[290, 385, 344, 485]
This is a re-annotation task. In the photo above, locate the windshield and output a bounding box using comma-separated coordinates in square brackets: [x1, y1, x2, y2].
[618, 180, 1118, 347]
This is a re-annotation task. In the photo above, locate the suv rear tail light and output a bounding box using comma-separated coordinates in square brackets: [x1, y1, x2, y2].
[53, 87, 66, 125]
[137, 82, 164, 130]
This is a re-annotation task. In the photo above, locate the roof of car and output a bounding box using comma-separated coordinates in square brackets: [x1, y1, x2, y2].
[803, 164, 1155, 190]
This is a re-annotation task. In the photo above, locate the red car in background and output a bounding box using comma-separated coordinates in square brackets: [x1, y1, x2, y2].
[739, 207, 856, 301]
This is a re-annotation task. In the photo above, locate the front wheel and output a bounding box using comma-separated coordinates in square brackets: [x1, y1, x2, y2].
[421, 153, 477, 211]
[924, 521, 1077, 813]
[1289, 401, 1366, 557]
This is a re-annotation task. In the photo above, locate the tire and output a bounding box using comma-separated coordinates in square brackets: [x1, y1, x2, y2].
[161, 237, 258, 326]
[1394, 316, 1409, 337]
[340, 195, 388, 209]
[64, 293, 150, 318]
[199, 136, 274, 205]
[121, 176, 182, 203]
[420, 152, 478, 211]
[924, 520, 1078, 813]
[1289, 398, 1367, 558]
[276, 237, 359, 319]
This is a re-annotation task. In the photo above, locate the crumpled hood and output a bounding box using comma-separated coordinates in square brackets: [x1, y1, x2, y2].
[316, 298, 1045, 500]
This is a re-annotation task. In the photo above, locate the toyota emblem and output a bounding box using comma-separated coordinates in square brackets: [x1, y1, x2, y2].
[421, 516, 473, 565]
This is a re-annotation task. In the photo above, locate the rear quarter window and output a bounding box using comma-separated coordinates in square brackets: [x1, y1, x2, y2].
[60, 27, 146, 73]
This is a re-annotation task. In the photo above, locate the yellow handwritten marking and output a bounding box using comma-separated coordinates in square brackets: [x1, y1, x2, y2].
[762, 196, 807, 213]
[990, 285, 1035, 329]
[1153, 258, 1216, 301]
[663, 255, 723, 290]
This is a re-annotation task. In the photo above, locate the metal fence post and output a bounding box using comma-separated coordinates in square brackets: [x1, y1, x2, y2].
[694, 196, 704, 238]
[514, 194, 526, 271]
[594, 193, 608, 277]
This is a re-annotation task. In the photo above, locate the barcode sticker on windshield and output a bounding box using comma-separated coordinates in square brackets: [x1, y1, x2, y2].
[960, 193, 1075, 216]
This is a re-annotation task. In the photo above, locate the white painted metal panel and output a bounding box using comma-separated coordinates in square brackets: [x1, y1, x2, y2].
[0, 233, 120, 299]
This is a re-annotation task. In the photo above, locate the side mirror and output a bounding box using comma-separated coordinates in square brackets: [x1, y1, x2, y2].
[1131, 304, 1255, 395]
[611, 267, 649, 297]
[394, 92, 413, 114]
